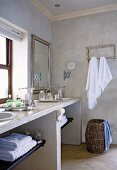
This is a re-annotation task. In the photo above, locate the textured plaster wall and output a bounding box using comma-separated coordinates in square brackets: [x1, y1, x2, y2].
[52, 11, 117, 143]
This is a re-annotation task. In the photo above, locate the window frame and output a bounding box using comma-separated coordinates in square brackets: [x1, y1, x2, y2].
[0, 38, 12, 104]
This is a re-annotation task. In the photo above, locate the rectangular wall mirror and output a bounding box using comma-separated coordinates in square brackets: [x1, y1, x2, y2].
[31, 35, 51, 93]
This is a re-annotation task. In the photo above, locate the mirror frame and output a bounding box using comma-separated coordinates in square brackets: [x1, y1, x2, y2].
[31, 35, 51, 92]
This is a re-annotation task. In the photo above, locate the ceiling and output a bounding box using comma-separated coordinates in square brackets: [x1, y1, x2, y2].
[37, 0, 117, 16]
[31, 0, 117, 21]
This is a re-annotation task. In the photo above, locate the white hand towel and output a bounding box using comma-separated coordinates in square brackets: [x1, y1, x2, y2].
[86, 57, 101, 109]
[60, 116, 68, 127]
[0, 140, 37, 162]
[0, 133, 32, 150]
[58, 115, 64, 121]
[58, 115, 67, 122]
[98, 57, 112, 91]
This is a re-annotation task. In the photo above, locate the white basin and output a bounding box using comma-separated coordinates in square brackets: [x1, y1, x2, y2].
[0, 112, 15, 122]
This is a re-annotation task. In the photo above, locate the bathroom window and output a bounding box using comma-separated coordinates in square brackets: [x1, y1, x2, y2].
[0, 36, 12, 104]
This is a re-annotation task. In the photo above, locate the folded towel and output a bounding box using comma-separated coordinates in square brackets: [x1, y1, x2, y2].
[98, 57, 112, 92]
[86, 57, 101, 109]
[103, 121, 112, 152]
[0, 133, 32, 150]
[0, 140, 37, 162]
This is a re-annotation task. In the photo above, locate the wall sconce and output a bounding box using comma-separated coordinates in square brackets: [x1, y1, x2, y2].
[64, 61, 76, 80]
[64, 70, 71, 80]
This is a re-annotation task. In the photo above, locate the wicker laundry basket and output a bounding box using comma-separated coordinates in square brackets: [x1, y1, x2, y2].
[85, 119, 105, 153]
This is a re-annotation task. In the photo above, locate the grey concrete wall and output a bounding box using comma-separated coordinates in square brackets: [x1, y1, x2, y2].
[52, 11, 117, 143]
[0, 0, 52, 42]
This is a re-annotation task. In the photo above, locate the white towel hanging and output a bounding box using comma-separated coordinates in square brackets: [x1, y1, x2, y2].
[86, 57, 101, 109]
[98, 57, 112, 91]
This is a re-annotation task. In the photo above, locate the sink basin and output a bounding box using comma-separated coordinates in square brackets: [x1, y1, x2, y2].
[0, 112, 15, 122]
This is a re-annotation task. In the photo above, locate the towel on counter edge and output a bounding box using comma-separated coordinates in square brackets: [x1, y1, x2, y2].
[56, 108, 65, 116]
[0, 133, 32, 150]
[86, 57, 101, 109]
[60, 115, 68, 127]
[98, 57, 112, 92]
[103, 120, 112, 152]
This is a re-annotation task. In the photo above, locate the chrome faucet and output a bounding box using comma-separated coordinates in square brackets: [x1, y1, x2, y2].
[19, 87, 35, 107]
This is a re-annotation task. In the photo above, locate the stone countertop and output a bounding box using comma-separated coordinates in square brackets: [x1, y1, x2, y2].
[0, 98, 80, 134]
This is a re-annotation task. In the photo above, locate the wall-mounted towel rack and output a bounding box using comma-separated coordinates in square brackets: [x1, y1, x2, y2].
[86, 43, 116, 61]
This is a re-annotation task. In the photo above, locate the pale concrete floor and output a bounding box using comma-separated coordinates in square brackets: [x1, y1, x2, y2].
[62, 144, 117, 170]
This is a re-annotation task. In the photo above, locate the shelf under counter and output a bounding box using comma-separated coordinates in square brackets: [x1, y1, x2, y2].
[0, 140, 46, 170]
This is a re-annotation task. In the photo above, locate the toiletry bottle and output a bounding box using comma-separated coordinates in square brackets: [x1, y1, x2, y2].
[15, 95, 21, 107]
[7, 94, 12, 107]
[39, 90, 46, 100]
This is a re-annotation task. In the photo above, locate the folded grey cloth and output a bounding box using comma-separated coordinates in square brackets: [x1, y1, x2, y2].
[0, 140, 37, 162]
[0, 133, 32, 150]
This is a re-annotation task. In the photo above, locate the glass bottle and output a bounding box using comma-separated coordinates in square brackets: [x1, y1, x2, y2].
[39, 90, 46, 100]
[15, 95, 21, 107]
[7, 94, 12, 107]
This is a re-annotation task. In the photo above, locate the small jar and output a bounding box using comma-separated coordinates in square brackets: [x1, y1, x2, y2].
[46, 92, 53, 100]
[39, 90, 46, 100]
